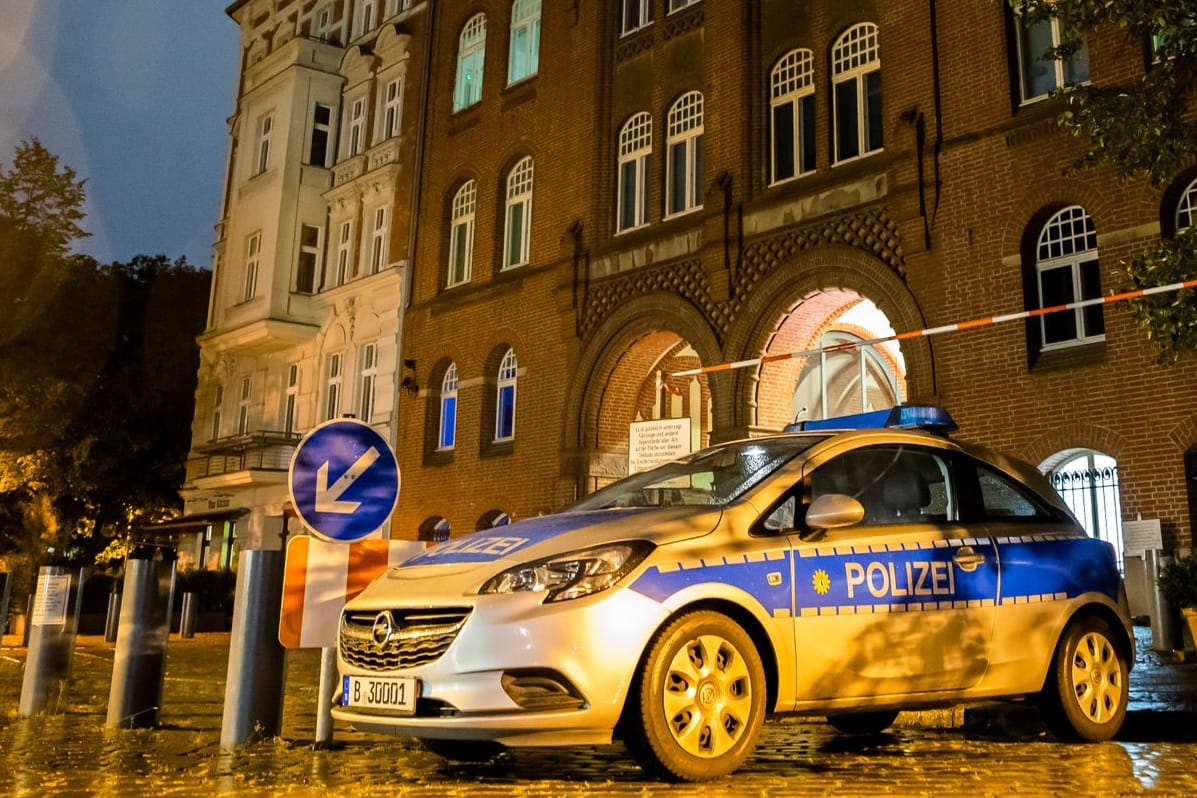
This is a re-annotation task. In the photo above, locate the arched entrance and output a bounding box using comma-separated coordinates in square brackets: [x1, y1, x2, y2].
[755, 292, 906, 431]
[1043, 449, 1124, 569]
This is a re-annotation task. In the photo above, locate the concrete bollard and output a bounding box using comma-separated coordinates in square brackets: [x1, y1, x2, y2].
[19, 565, 85, 715]
[220, 549, 287, 746]
[106, 552, 177, 728]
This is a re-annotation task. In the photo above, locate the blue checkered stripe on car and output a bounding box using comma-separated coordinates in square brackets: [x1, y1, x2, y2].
[629, 549, 794, 618]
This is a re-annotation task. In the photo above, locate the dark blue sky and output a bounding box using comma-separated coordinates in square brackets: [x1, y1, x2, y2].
[0, 1, 240, 268]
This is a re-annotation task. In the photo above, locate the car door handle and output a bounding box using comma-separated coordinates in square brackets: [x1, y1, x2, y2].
[953, 546, 985, 573]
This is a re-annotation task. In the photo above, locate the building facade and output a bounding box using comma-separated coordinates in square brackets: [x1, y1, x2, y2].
[183, 0, 1196, 571]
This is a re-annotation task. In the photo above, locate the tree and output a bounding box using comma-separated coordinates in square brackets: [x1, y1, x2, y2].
[0, 138, 89, 259]
[1014, 1, 1197, 361]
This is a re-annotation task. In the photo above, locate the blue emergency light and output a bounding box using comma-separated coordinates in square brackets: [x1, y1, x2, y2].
[785, 405, 957, 434]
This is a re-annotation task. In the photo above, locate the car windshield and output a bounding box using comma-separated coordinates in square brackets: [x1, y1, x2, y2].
[572, 436, 824, 510]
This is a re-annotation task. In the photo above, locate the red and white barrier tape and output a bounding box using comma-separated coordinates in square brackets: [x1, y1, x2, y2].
[672, 278, 1197, 377]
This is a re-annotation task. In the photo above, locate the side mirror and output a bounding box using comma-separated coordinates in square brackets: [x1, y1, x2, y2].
[806, 493, 864, 530]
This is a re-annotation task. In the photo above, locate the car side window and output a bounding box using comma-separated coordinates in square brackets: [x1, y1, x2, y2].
[976, 464, 1053, 519]
[810, 445, 955, 526]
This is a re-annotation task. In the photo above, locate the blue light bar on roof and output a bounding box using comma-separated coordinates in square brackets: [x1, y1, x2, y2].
[785, 405, 958, 434]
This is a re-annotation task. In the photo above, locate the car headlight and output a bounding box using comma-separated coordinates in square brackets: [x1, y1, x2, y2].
[479, 541, 655, 602]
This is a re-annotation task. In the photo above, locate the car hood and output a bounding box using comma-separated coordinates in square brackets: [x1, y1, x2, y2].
[401, 505, 720, 568]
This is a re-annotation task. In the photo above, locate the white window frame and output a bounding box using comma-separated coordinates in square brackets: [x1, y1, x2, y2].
[1035, 205, 1104, 350]
[313, 5, 333, 41]
[507, 0, 541, 85]
[454, 14, 487, 111]
[665, 91, 704, 218]
[336, 220, 353, 285]
[284, 363, 299, 436]
[447, 180, 477, 287]
[370, 206, 389, 274]
[243, 232, 261, 302]
[495, 348, 518, 442]
[439, 362, 458, 450]
[382, 79, 402, 139]
[617, 112, 652, 233]
[358, 342, 377, 422]
[770, 49, 816, 185]
[621, 0, 651, 36]
[348, 97, 366, 157]
[1014, 9, 1090, 103]
[668, 0, 699, 13]
[357, 0, 376, 38]
[503, 157, 534, 270]
[1175, 178, 1197, 232]
[325, 352, 343, 420]
[832, 22, 882, 165]
[237, 376, 252, 435]
[255, 114, 273, 175]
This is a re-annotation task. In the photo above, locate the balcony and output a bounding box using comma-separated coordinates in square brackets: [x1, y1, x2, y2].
[185, 430, 301, 485]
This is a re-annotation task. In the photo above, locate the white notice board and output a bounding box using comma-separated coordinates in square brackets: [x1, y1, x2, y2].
[31, 573, 71, 626]
[1121, 519, 1163, 557]
[629, 418, 692, 474]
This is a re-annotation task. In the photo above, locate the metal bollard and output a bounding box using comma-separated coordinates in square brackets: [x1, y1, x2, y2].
[104, 591, 121, 643]
[220, 549, 287, 746]
[19, 566, 85, 715]
[179, 592, 198, 639]
[1145, 549, 1181, 651]
[106, 554, 176, 728]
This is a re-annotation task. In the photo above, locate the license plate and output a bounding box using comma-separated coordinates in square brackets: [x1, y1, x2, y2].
[343, 675, 419, 714]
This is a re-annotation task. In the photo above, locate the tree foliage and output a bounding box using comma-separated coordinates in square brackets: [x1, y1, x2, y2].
[0, 141, 209, 598]
[0, 138, 89, 258]
[1014, 0, 1197, 361]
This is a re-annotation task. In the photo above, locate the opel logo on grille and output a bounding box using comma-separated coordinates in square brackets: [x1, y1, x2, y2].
[372, 611, 396, 647]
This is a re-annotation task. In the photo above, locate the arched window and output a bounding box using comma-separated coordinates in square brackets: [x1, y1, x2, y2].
[503, 157, 534, 269]
[476, 509, 511, 530]
[617, 112, 652, 232]
[831, 22, 882, 163]
[666, 91, 704, 217]
[1176, 177, 1197, 232]
[507, 0, 541, 84]
[769, 49, 815, 183]
[439, 362, 458, 450]
[1035, 205, 1103, 348]
[447, 180, 476, 287]
[454, 14, 487, 111]
[792, 330, 900, 422]
[418, 515, 451, 542]
[495, 348, 518, 441]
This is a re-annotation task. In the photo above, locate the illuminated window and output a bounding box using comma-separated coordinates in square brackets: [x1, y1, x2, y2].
[439, 363, 458, 450]
[508, 0, 541, 84]
[454, 14, 487, 111]
[495, 348, 517, 441]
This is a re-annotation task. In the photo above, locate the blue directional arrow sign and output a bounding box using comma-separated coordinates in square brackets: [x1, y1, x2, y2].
[289, 418, 400, 543]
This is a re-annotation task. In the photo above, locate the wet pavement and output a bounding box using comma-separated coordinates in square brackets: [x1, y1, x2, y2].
[1, 624, 1195, 796]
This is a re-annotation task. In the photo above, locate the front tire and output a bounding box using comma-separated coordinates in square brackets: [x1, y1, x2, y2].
[1040, 614, 1129, 742]
[624, 610, 766, 782]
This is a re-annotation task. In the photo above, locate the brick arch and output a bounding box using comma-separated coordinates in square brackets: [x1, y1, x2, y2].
[1025, 421, 1127, 470]
[1167, 412, 1197, 453]
[563, 293, 722, 455]
[723, 245, 932, 429]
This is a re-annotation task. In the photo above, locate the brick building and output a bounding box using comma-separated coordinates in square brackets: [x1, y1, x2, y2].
[183, 0, 1196, 570]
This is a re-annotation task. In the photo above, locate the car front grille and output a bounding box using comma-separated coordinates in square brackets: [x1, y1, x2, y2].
[340, 607, 471, 671]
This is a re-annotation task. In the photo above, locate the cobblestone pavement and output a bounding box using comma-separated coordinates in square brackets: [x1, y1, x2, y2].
[2, 627, 1195, 797]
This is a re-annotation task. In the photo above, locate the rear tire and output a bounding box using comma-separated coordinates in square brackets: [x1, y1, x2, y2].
[826, 710, 899, 735]
[1040, 614, 1128, 742]
[623, 610, 766, 782]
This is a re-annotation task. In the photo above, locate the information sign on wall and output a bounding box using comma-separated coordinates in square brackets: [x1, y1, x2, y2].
[628, 418, 692, 474]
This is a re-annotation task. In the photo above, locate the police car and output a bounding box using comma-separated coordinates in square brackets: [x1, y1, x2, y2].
[333, 406, 1133, 781]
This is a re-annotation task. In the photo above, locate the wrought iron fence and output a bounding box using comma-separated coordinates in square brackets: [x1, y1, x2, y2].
[1050, 464, 1124, 570]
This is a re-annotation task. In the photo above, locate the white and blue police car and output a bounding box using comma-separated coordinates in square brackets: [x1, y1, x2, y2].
[333, 405, 1133, 781]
